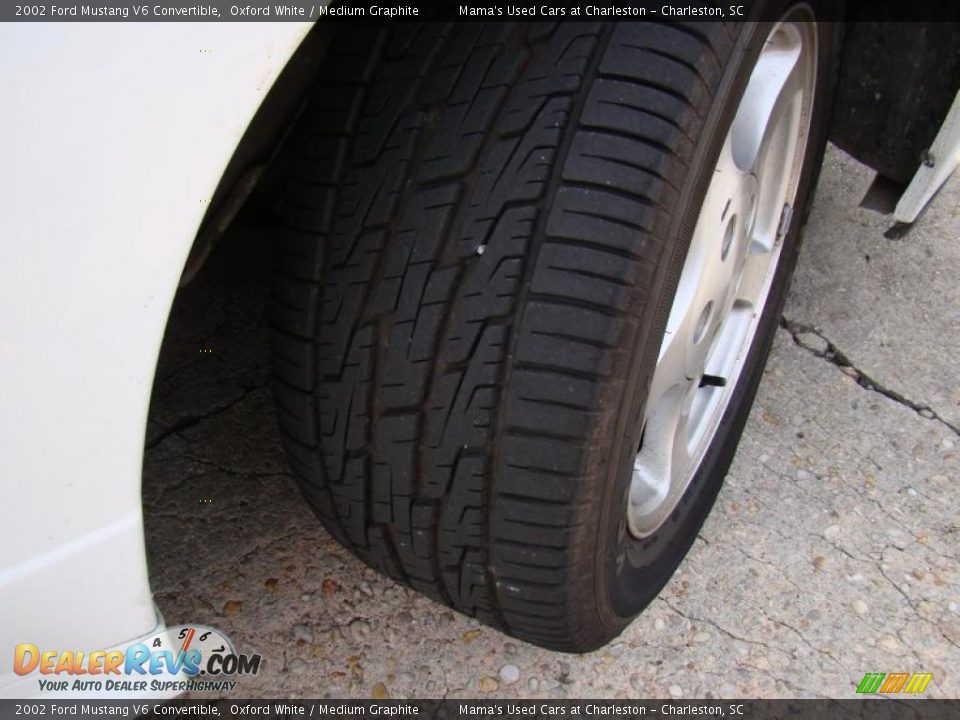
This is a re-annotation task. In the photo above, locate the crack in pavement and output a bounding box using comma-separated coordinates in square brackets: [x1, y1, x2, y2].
[738, 661, 827, 698]
[173, 431, 291, 480]
[145, 377, 271, 449]
[656, 599, 843, 696]
[876, 548, 960, 652]
[659, 598, 794, 661]
[779, 317, 960, 437]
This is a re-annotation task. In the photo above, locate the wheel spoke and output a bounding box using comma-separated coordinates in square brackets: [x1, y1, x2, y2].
[670, 386, 696, 482]
[631, 379, 699, 533]
[729, 24, 805, 176]
[647, 318, 690, 425]
[734, 247, 773, 308]
[703, 303, 754, 382]
[631, 384, 686, 519]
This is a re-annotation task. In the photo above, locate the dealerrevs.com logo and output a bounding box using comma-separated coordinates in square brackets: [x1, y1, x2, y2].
[14, 625, 261, 694]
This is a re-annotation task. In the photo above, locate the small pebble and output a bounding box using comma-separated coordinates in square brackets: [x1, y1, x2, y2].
[528, 677, 541, 692]
[654, 618, 666, 631]
[348, 619, 371, 641]
[852, 600, 868, 616]
[292, 623, 313, 644]
[479, 676, 499, 693]
[287, 658, 307, 675]
[192, 597, 215, 614]
[264, 578, 278, 592]
[692, 631, 711, 644]
[371, 682, 389, 700]
[669, 685, 683, 698]
[879, 635, 899, 651]
[499, 664, 520, 685]
[222, 600, 242, 617]
[321, 578, 340, 596]
[918, 408, 935, 419]
[887, 529, 910, 550]
[463, 629, 482, 643]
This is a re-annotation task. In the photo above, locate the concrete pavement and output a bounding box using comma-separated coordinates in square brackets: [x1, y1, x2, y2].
[142, 145, 959, 699]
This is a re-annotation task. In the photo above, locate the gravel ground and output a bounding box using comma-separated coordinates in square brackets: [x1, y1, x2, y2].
[143, 145, 960, 699]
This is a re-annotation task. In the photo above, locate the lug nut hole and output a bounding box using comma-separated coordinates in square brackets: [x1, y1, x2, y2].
[721, 214, 737, 261]
[694, 301, 713, 344]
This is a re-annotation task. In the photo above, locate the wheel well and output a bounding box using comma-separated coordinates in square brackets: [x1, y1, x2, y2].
[179, 22, 333, 285]
[182, 17, 960, 280]
[829, 20, 960, 183]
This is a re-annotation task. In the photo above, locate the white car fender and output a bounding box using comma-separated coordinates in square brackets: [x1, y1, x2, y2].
[0, 21, 313, 697]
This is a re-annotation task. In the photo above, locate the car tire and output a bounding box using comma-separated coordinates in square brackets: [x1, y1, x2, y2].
[270, 11, 841, 651]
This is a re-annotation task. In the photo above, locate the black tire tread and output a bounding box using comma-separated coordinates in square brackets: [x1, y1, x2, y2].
[271, 20, 735, 650]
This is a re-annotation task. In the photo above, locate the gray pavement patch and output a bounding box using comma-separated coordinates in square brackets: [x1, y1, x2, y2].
[142, 149, 960, 700]
[787, 145, 960, 428]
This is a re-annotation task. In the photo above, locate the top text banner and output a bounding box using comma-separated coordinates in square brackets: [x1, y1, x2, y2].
[0, 700, 958, 720]
[2, 0, 959, 22]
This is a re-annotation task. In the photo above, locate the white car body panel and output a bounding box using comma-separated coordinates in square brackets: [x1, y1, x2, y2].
[0, 21, 312, 697]
[894, 89, 960, 224]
